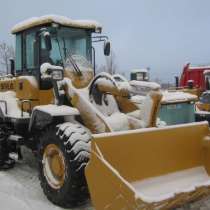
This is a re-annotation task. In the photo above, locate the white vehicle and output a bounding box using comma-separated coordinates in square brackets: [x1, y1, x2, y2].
[130, 68, 149, 81]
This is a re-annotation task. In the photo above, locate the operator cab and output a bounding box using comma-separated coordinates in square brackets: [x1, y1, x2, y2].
[12, 15, 110, 89]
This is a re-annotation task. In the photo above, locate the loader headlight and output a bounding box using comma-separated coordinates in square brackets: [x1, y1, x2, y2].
[51, 69, 64, 81]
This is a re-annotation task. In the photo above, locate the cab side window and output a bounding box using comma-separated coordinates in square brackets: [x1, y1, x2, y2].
[26, 31, 38, 70]
[15, 34, 22, 72]
[40, 36, 54, 65]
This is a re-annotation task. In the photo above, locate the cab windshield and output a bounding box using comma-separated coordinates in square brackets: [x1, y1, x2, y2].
[41, 26, 92, 67]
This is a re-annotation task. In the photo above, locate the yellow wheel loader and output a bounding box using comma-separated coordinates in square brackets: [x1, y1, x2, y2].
[0, 14, 210, 209]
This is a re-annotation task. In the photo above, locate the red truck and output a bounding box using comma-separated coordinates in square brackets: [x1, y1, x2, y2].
[179, 63, 210, 124]
[179, 63, 210, 92]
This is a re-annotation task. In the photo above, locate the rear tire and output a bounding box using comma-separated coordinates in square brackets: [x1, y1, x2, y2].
[38, 122, 91, 208]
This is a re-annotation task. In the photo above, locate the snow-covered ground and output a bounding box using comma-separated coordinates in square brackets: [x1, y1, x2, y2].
[1, 147, 210, 210]
[0, 148, 93, 210]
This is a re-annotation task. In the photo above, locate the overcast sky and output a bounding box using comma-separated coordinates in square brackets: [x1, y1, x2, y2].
[1, 0, 210, 82]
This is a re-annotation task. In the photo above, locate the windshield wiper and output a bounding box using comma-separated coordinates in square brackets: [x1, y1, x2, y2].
[55, 37, 82, 76]
[65, 48, 82, 76]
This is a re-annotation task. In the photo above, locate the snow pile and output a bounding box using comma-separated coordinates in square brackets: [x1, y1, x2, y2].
[162, 91, 197, 104]
[132, 167, 210, 203]
[12, 15, 102, 34]
[129, 80, 160, 90]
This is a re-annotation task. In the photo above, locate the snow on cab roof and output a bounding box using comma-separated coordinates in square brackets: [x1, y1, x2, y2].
[11, 14, 102, 34]
[131, 69, 148, 74]
[188, 64, 210, 70]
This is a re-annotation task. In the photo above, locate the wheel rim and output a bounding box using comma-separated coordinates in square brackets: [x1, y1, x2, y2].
[43, 144, 66, 189]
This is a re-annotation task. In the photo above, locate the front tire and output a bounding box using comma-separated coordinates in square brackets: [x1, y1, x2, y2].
[38, 122, 91, 208]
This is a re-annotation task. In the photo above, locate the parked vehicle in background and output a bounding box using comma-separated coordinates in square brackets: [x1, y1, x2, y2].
[160, 91, 197, 125]
[130, 68, 149, 81]
[177, 63, 210, 96]
[183, 66, 210, 124]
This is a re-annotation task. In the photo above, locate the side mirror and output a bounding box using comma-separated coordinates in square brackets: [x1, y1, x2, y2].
[104, 41, 111, 56]
[44, 32, 52, 51]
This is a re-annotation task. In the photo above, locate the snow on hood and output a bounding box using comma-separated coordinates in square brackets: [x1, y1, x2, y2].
[162, 91, 197, 104]
[11, 14, 102, 34]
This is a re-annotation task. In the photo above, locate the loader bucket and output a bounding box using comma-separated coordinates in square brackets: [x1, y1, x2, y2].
[85, 121, 210, 210]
